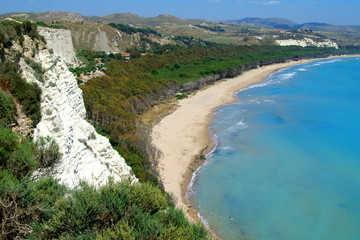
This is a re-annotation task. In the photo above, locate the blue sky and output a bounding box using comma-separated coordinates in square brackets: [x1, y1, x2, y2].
[1, 0, 360, 25]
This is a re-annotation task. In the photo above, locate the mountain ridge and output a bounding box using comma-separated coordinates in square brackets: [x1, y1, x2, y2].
[0, 11, 360, 31]
[2, 11, 359, 49]
[219, 17, 360, 33]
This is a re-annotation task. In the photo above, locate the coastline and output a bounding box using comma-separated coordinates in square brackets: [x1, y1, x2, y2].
[150, 55, 360, 226]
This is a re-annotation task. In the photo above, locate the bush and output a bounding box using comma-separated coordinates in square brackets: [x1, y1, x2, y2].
[0, 20, 43, 46]
[0, 126, 38, 178]
[29, 180, 208, 239]
[34, 136, 62, 170]
[175, 94, 188, 100]
[0, 90, 16, 127]
[179, 72, 190, 78]
[24, 57, 45, 83]
[0, 60, 42, 125]
[0, 173, 66, 240]
[0, 126, 61, 179]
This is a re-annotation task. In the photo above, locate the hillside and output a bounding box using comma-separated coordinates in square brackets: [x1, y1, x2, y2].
[0, 19, 209, 239]
[2, 11, 360, 48]
[220, 17, 360, 34]
[57, 20, 179, 52]
[89, 13, 196, 28]
[86, 13, 360, 46]
[222, 17, 297, 29]
[2, 11, 89, 22]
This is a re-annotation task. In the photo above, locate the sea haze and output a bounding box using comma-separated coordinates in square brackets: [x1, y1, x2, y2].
[189, 57, 360, 240]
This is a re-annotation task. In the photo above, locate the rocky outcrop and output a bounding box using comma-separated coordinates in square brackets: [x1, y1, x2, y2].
[67, 22, 177, 53]
[276, 38, 339, 49]
[38, 27, 80, 67]
[17, 31, 136, 188]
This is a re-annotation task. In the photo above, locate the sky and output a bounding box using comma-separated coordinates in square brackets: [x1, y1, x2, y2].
[1, 0, 360, 26]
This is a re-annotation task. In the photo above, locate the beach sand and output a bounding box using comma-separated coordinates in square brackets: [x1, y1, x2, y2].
[150, 56, 358, 222]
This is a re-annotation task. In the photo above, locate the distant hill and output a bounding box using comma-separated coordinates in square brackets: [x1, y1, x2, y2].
[2, 11, 359, 34]
[220, 17, 360, 34]
[1, 11, 359, 47]
[89, 13, 203, 28]
[1, 11, 89, 22]
[223, 17, 297, 29]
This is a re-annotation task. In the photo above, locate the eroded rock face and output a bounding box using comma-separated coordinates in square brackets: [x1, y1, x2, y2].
[38, 28, 80, 67]
[276, 38, 339, 49]
[19, 30, 136, 188]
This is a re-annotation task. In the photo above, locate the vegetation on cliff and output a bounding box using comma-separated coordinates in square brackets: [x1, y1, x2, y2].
[0, 20, 43, 126]
[0, 123, 208, 239]
[0, 19, 209, 239]
[109, 22, 161, 36]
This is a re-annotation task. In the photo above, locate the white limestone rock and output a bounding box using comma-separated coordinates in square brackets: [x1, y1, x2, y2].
[276, 38, 339, 49]
[20, 38, 136, 188]
[38, 27, 80, 67]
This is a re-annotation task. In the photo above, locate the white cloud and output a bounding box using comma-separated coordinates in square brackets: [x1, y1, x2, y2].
[249, 0, 280, 4]
[263, 1, 281, 4]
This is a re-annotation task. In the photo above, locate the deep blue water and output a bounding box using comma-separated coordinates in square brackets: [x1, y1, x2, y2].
[189, 57, 360, 240]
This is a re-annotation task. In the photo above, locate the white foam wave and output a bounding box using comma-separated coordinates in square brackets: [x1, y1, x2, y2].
[297, 68, 308, 71]
[185, 159, 209, 199]
[312, 59, 342, 66]
[197, 212, 220, 238]
[185, 131, 219, 201]
[246, 98, 275, 105]
[184, 162, 219, 239]
[222, 146, 235, 150]
[278, 72, 297, 80]
[237, 119, 248, 128]
[222, 119, 249, 133]
[240, 81, 272, 92]
[248, 99, 262, 104]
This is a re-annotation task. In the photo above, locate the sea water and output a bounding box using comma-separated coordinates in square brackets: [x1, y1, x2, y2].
[189, 57, 360, 240]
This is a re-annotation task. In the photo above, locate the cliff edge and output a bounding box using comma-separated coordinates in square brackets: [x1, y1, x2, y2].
[18, 28, 136, 187]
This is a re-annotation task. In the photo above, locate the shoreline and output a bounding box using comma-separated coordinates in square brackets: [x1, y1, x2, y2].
[150, 55, 360, 229]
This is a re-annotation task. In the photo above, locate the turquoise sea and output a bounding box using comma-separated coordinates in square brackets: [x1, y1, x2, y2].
[188, 57, 360, 240]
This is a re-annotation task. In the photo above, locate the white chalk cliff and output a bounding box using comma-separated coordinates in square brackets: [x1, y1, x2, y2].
[276, 38, 339, 49]
[38, 27, 80, 67]
[20, 29, 136, 188]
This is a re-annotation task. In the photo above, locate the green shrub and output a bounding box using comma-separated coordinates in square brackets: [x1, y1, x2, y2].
[24, 57, 45, 83]
[0, 172, 65, 240]
[36, 21, 67, 30]
[0, 90, 16, 127]
[0, 20, 43, 46]
[34, 136, 62, 170]
[0, 126, 37, 178]
[179, 72, 191, 78]
[0, 60, 42, 125]
[0, 128, 208, 239]
[0, 126, 61, 179]
[176, 94, 188, 100]
[29, 180, 208, 239]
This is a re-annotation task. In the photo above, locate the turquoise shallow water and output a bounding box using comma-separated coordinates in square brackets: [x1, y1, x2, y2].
[189, 57, 360, 240]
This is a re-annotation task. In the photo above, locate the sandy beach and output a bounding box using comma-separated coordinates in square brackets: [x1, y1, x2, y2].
[150, 56, 359, 221]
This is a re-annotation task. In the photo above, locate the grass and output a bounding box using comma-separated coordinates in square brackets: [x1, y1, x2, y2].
[204, 36, 245, 45]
